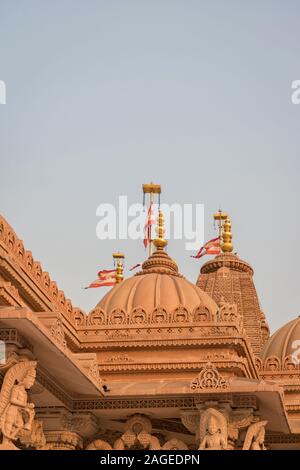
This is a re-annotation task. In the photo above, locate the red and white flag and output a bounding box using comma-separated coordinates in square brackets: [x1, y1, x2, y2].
[129, 262, 142, 271]
[143, 202, 156, 249]
[191, 237, 221, 259]
[97, 269, 117, 279]
[85, 269, 116, 289]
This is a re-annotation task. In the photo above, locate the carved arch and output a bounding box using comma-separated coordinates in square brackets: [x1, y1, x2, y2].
[264, 355, 281, 371]
[150, 307, 169, 323]
[108, 309, 126, 325]
[193, 306, 212, 322]
[172, 307, 189, 323]
[88, 308, 106, 326]
[130, 307, 147, 324]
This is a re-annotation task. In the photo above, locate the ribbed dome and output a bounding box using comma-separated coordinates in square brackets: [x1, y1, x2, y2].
[96, 250, 218, 316]
[261, 316, 300, 361]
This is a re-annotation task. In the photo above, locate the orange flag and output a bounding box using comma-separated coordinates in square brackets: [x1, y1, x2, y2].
[191, 237, 221, 259]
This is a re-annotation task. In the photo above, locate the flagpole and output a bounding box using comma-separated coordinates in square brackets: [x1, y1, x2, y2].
[143, 183, 161, 258]
[213, 208, 227, 250]
[112, 252, 124, 283]
[149, 190, 154, 256]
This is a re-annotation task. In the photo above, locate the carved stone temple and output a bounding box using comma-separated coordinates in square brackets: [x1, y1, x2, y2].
[0, 206, 300, 450]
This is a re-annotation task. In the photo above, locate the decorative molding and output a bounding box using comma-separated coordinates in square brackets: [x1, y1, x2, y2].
[0, 281, 25, 307]
[50, 314, 67, 348]
[190, 363, 229, 392]
[72, 394, 258, 412]
[0, 328, 33, 352]
[98, 360, 249, 374]
[81, 304, 242, 329]
[258, 354, 300, 373]
[265, 432, 300, 444]
[0, 215, 77, 325]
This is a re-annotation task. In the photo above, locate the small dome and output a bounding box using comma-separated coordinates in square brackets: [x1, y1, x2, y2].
[96, 250, 218, 317]
[261, 316, 300, 361]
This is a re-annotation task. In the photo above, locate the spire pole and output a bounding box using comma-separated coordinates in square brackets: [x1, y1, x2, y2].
[142, 183, 161, 257]
[222, 217, 233, 253]
[213, 208, 227, 246]
[113, 252, 124, 283]
[153, 209, 168, 251]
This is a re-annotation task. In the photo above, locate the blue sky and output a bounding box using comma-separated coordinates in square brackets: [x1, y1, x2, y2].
[1, 0, 299, 332]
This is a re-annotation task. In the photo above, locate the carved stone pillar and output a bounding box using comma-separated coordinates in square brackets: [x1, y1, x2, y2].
[40, 409, 99, 450]
[45, 431, 82, 450]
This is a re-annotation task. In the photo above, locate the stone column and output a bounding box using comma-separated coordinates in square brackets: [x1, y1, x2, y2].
[44, 431, 82, 450]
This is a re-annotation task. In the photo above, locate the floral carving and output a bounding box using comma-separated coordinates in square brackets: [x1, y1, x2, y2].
[190, 363, 228, 391]
[218, 302, 239, 322]
[50, 315, 67, 348]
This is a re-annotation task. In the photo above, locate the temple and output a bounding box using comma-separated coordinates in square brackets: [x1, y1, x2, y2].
[0, 192, 300, 450]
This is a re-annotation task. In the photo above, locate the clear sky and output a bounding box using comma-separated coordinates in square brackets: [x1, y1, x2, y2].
[1, 0, 299, 333]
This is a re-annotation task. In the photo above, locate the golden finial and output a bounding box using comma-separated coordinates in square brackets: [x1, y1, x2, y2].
[112, 252, 124, 283]
[153, 210, 168, 251]
[222, 217, 233, 252]
[213, 208, 228, 244]
[142, 182, 161, 256]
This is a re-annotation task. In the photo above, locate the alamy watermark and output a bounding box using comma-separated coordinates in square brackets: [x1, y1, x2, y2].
[0, 340, 6, 364]
[292, 340, 300, 365]
[96, 197, 205, 251]
[291, 80, 300, 104]
[0, 80, 6, 104]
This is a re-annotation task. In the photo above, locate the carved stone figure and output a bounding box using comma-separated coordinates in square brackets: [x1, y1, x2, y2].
[199, 408, 227, 450]
[0, 361, 37, 449]
[112, 414, 160, 450]
[18, 419, 46, 449]
[243, 421, 267, 450]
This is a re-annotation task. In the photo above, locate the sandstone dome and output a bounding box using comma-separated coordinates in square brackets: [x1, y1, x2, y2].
[261, 316, 300, 361]
[96, 249, 218, 319]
